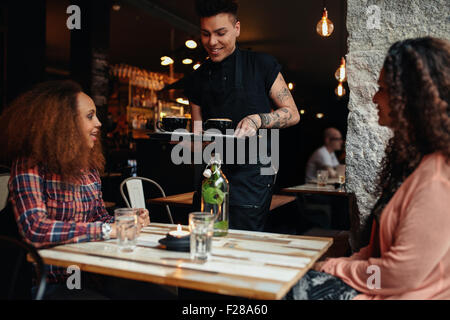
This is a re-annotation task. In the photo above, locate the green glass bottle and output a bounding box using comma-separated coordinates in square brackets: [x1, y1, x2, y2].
[201, 154, 229, 236]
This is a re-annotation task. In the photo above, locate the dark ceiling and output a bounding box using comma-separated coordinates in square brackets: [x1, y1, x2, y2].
[46, 0, 348, 114]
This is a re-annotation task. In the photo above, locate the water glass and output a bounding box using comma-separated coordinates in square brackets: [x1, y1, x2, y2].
[336, 165, 346, 191]
[317, 170, 329, 187]
[189, 212, 214, 261]
[115, 208, 138, 252]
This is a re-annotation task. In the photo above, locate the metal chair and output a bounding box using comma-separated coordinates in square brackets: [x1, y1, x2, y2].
[120, 176, 174, 224]
[0, 235, 47, 300]
[0, 166, 10, 212]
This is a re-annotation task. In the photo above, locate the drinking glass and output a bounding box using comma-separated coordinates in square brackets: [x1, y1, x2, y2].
[317, 170, 329, 187]
[189, 212, 214, 261]
[115, 208, 138, 252]
[336, 165, 346, 191]
[338, 175, 345, 191]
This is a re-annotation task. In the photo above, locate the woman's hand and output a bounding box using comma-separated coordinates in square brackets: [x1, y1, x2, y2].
[312, 261, 325, 271]
[137, 208, 150, 228]
[109, 209, 149, 238]
[110, 223, 117, 239]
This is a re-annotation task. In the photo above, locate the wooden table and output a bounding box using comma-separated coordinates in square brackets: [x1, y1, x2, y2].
[147, 192, 195, 207]
[36, 223, 332, 299]
[281, 184, 349, 197]
[148, 192, 296, 211]
[281, 184, 359, 249]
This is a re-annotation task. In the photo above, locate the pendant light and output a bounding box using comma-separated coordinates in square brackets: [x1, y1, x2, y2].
[185, 39, 197, 49]
[160, 56, 174, 66]
[316, 6, 334, 37]
[335, 57, 347, 82]
[335, 82, 346, 97]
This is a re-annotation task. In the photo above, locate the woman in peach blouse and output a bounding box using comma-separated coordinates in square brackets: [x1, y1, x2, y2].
[287, 37, 450, 300]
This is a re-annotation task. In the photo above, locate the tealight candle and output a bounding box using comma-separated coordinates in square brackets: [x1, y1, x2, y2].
[160, 224, 190, 252]
[168, 224, 190, 238]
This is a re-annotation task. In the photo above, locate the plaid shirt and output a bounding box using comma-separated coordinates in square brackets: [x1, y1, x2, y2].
[9, 158, 114, 283]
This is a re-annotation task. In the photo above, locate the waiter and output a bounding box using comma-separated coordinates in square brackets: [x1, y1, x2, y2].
[185, 0, 300, 231]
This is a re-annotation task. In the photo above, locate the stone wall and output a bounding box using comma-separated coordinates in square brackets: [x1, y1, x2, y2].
[345, 0, 450, 250]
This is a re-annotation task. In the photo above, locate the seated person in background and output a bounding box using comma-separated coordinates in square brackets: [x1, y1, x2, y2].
[286, 37, 450, 300]
[0, 80, 151, 299]
[305, 127, 344, 181]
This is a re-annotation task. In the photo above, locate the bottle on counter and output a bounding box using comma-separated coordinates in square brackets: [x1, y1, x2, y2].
[201, 154, 229, 236]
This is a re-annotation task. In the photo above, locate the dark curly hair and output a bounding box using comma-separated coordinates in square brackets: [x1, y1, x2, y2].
[0, 80, 105, 181]
[195, 0, 238, 20]
[362, 37, 450, 248]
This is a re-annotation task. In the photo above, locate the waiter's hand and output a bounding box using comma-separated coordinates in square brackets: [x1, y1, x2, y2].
[235, 114, 261, 138]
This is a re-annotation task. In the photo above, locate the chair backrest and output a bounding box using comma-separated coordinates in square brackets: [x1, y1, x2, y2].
[120, 176, 174, 224]
[0, 235, 47, 300]
[0, 172, 10, 212]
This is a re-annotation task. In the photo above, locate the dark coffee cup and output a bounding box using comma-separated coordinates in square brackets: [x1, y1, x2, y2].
[157, 116, 188, 132]
[203, 118, 234, 134]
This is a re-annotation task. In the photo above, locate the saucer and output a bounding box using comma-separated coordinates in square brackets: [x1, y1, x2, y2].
[159, 234, 190, 252]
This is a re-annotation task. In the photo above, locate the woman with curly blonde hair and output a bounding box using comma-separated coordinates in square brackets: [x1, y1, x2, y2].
[286, 37, 450, 300]
[0, 80, 150, 298]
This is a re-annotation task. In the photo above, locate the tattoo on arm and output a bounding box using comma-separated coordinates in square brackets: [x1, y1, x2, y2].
[259, 113, 271, 128]
[260, 73, 299, 129]
[276, 87, 292, 103]
[259, 108, 294, 129]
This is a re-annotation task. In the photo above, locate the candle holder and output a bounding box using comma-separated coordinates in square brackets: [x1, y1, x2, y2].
[159, 233, 190, 252]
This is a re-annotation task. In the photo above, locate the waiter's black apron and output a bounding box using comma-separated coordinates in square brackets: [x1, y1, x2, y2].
[197, 49, 275, 231]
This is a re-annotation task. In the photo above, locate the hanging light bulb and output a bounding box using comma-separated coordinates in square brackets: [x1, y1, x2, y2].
[316, 113, 324, 119]
[335, 82, 346, 97]
[288, 82, 294, 90]
[335, 57, 347, 82]
[182, 58, 193, 65]
[316, 8, 334, 37]
[185, 40, 197, 49]
[300, 109, 305, 115]
[160, 56, 174, 66]
[176, 98, 189, 105]
[193, 63, 201, 70]
[112, 1, 121, 11]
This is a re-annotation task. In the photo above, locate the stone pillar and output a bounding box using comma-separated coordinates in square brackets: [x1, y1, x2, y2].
[346, 0, 450, 250]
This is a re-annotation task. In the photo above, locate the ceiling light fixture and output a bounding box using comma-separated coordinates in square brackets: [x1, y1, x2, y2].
[182, 58, 193, 65]
[176, 98, 189, 105]
[335, 82, 346, 97]
[288, 82, 294, 90]
[112, 1, 121, 11]
[160, 56, 174, 66]
[335, 57, 347, 82]
[193, 63, 201, 70]
[185, 40, 197, 49]
[316, 113, 324, 119]
[300, 109, 305, 115]
[316, 7, 334, 37]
